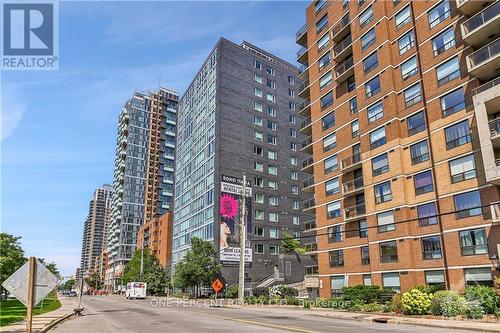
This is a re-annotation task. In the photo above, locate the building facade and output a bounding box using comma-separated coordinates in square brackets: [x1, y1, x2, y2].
[173, 38, 316, 286]
[297, 0, 499, 297]
[136, 212, 173, 268]
[106, 88, 178, 289]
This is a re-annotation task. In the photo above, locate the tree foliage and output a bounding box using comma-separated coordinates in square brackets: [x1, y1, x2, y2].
[122, 248, 168, 295]
[0, 233, 27, 290]
[38, 258, 60, 278]
[280, 232, 306, 255]
[62, 279, 75, 290]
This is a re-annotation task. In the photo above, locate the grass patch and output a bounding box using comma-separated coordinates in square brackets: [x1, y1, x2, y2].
[0, 291, 61, 326]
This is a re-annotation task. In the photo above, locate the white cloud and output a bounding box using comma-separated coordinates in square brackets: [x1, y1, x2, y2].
[1, 84, 28, 141]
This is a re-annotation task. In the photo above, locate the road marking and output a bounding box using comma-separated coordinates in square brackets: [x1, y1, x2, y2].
[203, 313, 323, 333]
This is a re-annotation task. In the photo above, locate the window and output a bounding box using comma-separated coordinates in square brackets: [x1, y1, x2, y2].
[372, 153, 389, 176]
[291, 171, 298, 180]
[288, 75, 295, 85]
[437, 57, 460, 86]
[289, 102, 296, 111]
[266, 93, 275, 102]
[441, 88, 466, 117]
[255, 193, 264, 203]
[330, 276, 346, 296]
[293, 216, 300, 225]
[290, 156, 298, 166]
[254, 161, 264, 172]
[450, 154, 476, 183]
[425, 271, 446, 289]
[290, 142, 297, 151]
[268, 180, 278, 190]
[375, 182, 392, 204]
[319, 52, 331, 70]
[324, 155, 338, 173]
[395, 6, 411, 29]
[268, 150, 277, 160]
[454, 190, 482, 218]
[254, 130, 263, 141]
[464, 268, 493, 287]
[266, 66, 275, 76]
[351, 120, 359, 137]
[370, 127, 386, 149]
[404, 84, 422, 107]
[359, 6, 373, 28]
[254, 146, 263, 156]
[350, 97, 358, 113]
[316, 14, 328, 33]
[253, 115, 263, 126]
[401, 56, 418, 80]
[398, 30, 415, 55]
[254, 101, 263, 112]
[363, 274, 372, 286]
[432, 28, 455, 56]
[361, 28, 376, 51]
[254, 244, 264, 254]
[382, 272, 401, 292]
[325, 177, 340, 195]
[320, 72, 333, 89]
[268, 165, 278, 175]
[291, 185, 299, 195]
[323, 132, 337, 151]
[329, 250, 344, 267]
[327, 201, 341, 219]
[414, 170, 434, 195]
[254, 73, 263, 83]
[460, 228, 488, 255]
[418, 202, 438, 226]
[268, 196, 279, 206]
[347, 75, 356, 92]
[267, 107, 276, 117]
[288, 89, 295, 97]
[267, 121, 277, 131]
[254, 226, 264, 237]
[254, 177, 264, 188]
[253, 60, 262, 70]
[361, 246, 370, 265]
[359, 220, 368, 238]
[380, 241, 398, 263]
[367, 101, 383, 123]
[377, 210, 395, 232]
[445, 120, 471, 149]
[411, 140, 429, 165]
[289, 115, 296, 124]
[422, 236, 442, 259]
[317, 33, 330, 51]
[428, 0, 451, 29]
[269, 227, 279, 238]
[315, 0, 327, 12]
[322, 113, 335, 130]
[267, 79, 276, 89]
[407, 111, 426, 135]
[254, 87, 262, 97]
[269, 245, 279, 255]
[293, 200, 300, 210]
[255, 209, 264, 220]
[267, 135, 276, 145]
[363, 52, 378, 73]
[365, 76, 380, 98]
[321, 91, 334, 110]
[328, 225, 343, 243]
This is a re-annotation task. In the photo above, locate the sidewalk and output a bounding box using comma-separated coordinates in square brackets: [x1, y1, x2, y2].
[1, 296, 77, 333]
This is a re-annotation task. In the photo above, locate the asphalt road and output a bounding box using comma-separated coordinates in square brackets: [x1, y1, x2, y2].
[51, 295, 474, 333]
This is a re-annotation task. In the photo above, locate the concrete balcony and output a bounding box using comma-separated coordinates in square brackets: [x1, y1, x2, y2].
[461, 1, 500, 48]
[301, 156, 314, 174]
[341, 152, 362, 172]
[302, 176, 315, 192]
[296, 23, 307, 47]
[298, 63, 308, 81]
[298, 79, 311, 99]
[342, 176, 364, 196]
[335, 56, 354, 83]
[489, 117, 500, 147]
[332, 13, 350, 41]
[297, 45, 308, 64]
[299, 99, 311, 116]
[344, 202, 366, 221]
[457, 0, 494, 16]
[301, 136, 313, 154]
[300, 117, 312, 135]
[466, 38, 500, 81]
[303, 198, 316, 213]
[333, 34, 353, 62]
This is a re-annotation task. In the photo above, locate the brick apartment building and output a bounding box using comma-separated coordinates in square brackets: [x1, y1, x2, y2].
[136, 212, 174, 268]
[297, 0, 499, 297]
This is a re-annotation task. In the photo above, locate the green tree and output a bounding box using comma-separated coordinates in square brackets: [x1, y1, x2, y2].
[280, 232, 306, 256]
[38, 258, 60, 278]
[122, 249, 168, 295]
[63, 279, 75, 290]
[172, 237, 221, 296]
[0, 233, 27, 296]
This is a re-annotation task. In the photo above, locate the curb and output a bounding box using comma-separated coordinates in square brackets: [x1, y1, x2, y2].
[39, 312, 75, 333]
[393, 318, 500, 333]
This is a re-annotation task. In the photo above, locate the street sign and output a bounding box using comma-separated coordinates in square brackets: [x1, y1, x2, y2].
[2, 259, 58, 307]
[211, 278, 224, 293]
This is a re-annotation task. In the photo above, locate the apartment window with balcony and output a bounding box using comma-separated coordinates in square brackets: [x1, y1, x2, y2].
[441, 88, 465, 117]
[407, 111, 426, 136]
[401, 56, 418, 80]
[323, 132, 337, 151]
[255, 193, 264, 203]
[266, 66, 275, 76]
[267, 79, 276, 89]
[370, 127, 386, 149]
[255, 209, 264, 220]
[359, 6, 374, 28]
[321, 91, 334, 110]
[268, 150, 277, 160]
[319, 52, 331, 71]
[395, 5, 411, 29]
[254, 177, 264, 188]
[329, 250, 344, 267]
[428, 0, 451, 29]
[268, 165, 278, 175]
[361, 28, 376, 51]
[425, 271, 446, 289]
[328, 225, 343, 243]
[375, 182, 392, 204]
[317, 33, 330, 51]
[382, 272, 401, 293]
[254, 73, 263, 84]
[254, 130, 263, 141]
[360, 219, 368, 237]
[268, 180, 278, 191]
[290, 156, 298, 166]
[253, 115, 263, 126]
[320, 72, 333, 89]
[267, 107, 276, 117]
[367, 101, 383, 123]
[422, 236, 442, 259]
[377, 210, 395, 232]
[361, 246, 370, 265]
[254, 87, 262, 97]
[266, 93, 276, 103]
[365, 76, 380, 98]
[404, 84, 422, 108]
[418, 202, 438, 226]
[254, 226, 264, 237]
[325, 177, 339, 196]
[267, 135, 277, 145]
[398, 30, 415, 55]
[316, 14, 328, 33]
[380, 241, 398, 263]
[324, 155, 338, 173]
[450, 154, 476, 183]
[254, 60, 262, 70]
[269, 196, 279, 206]
[289, 115, 296, 124]
[363, 274, 372, 286]
[350, 97, 358, 114]
[445, 120, 471, 149]
[352, 120, 360, 137]
[254, 146, 263, 156]
[372, 153, 389, 176]
[432, 27, 455, 56]
[327, 201, 341, 219]
[254, 244, 264, 254]
[460, 228, 488, 256]
[414, 170, 434, 195]
[363, 52, 378, 74]
[322, 113, 335, 130]
[347, 75, 356, 92]
[254, 101, 263, 112]
[454, 190, 482, 219]
[315, 0, 327, 13]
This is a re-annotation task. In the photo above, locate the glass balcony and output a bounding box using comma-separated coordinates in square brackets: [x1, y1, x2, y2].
[461, 1, 500, 47]
[457, 0, 492, 16]
[343, 176, 364, 195]
[297, 45, 308, 64]
[299, 99, 311, 116]
[332, 13, 350, 41]
[296, 23, 307, 46]
[344, 202, 366, 220]
[301, 136, 313, 153]
[301, 156, 314, 173]
[333, 35, 353, 62]
[298, 63, 308, 81]
[298, 79, 311, 99]
[341, 153, 362, 171]
[335, 56, 354, 82]
[303, 198, 316, 212]
[467, 37, 500, 81]
[302, 176, 315, 190]
[300, 117, 312, 135]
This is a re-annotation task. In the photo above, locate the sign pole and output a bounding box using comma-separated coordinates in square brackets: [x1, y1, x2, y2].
[26, 257, 36, 333]
[238, 174, 247, 305]
[77, 277, 84, 310]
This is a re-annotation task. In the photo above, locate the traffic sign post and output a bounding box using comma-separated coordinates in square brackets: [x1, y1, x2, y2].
[26, 257, 36, 333]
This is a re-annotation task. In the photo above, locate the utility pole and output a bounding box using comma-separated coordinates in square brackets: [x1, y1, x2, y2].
[140, 243, 144, 277]
[238, 174, 247, 305]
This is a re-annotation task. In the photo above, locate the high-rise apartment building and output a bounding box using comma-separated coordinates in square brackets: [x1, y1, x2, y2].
[297, 0, 499, 297]
[79, 184, 112, 278]
[173, 38, 316, 286]
[136, 212, 174, 268]
[106, 88, 178, 288]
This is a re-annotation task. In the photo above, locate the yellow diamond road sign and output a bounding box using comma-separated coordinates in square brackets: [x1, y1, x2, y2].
[2, 259, 58, 307]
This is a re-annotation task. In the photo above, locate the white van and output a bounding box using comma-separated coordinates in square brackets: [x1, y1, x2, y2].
[125, 282, 147, 299]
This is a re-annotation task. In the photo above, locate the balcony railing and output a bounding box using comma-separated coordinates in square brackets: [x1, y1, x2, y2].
[462, 1, 500, 35]
[332, 14, 350, 38]
[296, 23, 307, 40]
[303, 177, 315, 189]
[333, 35, 352, 57]
[298, 79, 310, 93]
[341, 153, 361, 169]
[302, 136, 313, 149]
[468, 38, 500, 70]
[335, 57, 354, 77]
[298, 63, 308, 76]
[303, 198, 316, 210]
[343, 176, 364, 194]
[302, 156, 314, 169]
[344, 202, 366, 219]
[297, 46, 307, 59]
[489, 118, 500, 137]
[473, 76, 500, 95]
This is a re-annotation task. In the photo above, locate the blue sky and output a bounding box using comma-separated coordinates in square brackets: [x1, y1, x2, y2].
[1, 1, 308, 277]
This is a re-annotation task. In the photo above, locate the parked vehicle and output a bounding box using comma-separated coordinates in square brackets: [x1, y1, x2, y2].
[125, 282, 146, 299]
[68, 290, 77, 297]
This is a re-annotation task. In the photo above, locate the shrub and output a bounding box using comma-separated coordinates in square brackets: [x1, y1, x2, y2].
[363, 302, 383, 312]
[245, 295, 257, 305]
[282, 287, 299, 298]
[226, 285, 239, 299]
[285, 296, 299, 306]
[464, 285, 496, 314]
[382, 300, 397, 313]
[465, 300, 484, 319]
[401, 289, 433, 315]
[342, 285, 382, 304]
[349, 303, 364, 312]
[257, 295, 270, 304]
[252, 287, 269, 297]
[431, 291, 467, 317]
[303, 300, 311, 309]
